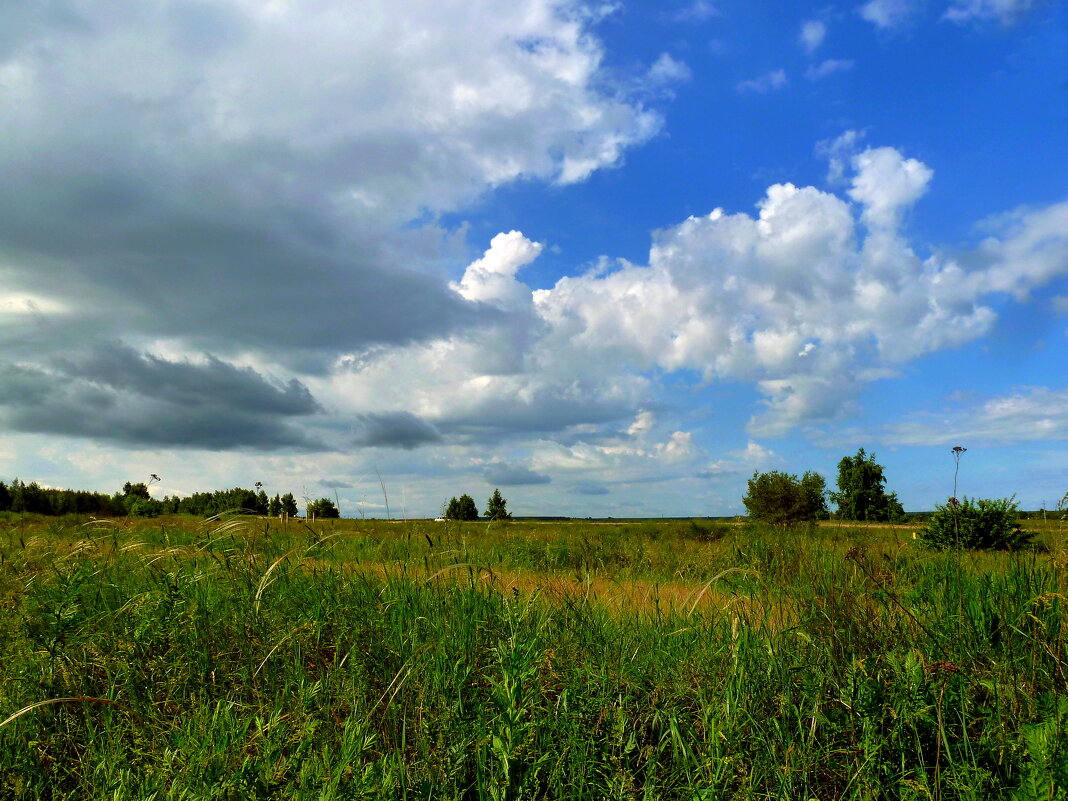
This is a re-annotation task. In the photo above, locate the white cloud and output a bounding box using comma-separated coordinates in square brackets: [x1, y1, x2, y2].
[646, 53, 692, 86]
[0, 293, 69, 316]
[306, 144, 1068, 448]
[859, 0, 920, 29]
[805, 59, 855, 81]
[522, 147, 1068, 436]
[0, 0, 662, 372]
[816, 129, 867, 184]
[886, 387, 1068, 445]
[848, 146, 934, 230]
[451, 231, 543, 308]
[944, 0, 1035, 24]
[627, 410, 657, 437]
[530, 426, 701, 479]
[701, 440, 777, 475]
[799, 20, 827, 53]
[737, 69, 787, 94]
[961, 203, 1068, 302]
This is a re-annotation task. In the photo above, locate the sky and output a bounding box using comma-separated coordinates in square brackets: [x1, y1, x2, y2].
[1, 0, 1066, 517]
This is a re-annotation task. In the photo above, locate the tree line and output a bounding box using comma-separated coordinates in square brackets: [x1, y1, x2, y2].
[0, 478, 335, 519]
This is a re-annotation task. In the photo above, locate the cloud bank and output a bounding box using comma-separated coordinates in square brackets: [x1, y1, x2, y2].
[0, 0, 675, 456]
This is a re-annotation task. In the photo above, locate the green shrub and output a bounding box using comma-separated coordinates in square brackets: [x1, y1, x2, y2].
[918, 496, 1032, 550]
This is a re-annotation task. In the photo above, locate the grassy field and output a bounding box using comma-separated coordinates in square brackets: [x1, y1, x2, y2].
[2, 512, 1067, 799]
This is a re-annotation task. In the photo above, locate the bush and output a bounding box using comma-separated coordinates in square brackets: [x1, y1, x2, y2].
[917, 496, 1032, 550]
[742, 470, 827, 527]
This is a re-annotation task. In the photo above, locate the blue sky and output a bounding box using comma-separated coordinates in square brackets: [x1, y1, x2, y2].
[1, 0, 1066, 516]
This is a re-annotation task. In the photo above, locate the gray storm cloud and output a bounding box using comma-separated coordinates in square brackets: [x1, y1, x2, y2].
[0, 344, 322, 450]
[0, 0, 658, 450]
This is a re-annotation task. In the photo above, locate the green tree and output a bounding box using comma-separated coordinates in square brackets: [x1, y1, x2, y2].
[485, 488, 511, 521]
[307, 498, 340, 519]
[268, 494, 282, 516]
[445, 494, 479, 521]
[120, 481, 158, 516]
[743, 470, 827, 527]
[255, 489, 269, 515]
[280, 493, 299, 516]
[122, 482, 151, 500]
[829, 448, 904, 522]
[0, 481, 10, 512]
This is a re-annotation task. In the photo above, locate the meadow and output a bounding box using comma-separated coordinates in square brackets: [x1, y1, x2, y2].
[1, 512, 1067, 799]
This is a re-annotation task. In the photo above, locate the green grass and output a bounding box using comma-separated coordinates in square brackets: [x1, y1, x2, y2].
[1, 513, 1067, 799]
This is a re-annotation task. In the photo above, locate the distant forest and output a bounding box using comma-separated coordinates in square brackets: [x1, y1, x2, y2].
[0, 479, 303, 519]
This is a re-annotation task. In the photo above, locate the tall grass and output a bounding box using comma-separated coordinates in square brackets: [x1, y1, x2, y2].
[1, 513, 1066, 799]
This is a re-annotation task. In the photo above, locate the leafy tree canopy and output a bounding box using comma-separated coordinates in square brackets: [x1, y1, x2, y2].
[280, 493, 299, 517]
[485, 488, 511, 521]
[307, 498, 340, 519]
[122, 482, 151, 499]
[829, 448, 904, 522]
[743, 470, 827, 527]
[445, 494, 479, 521]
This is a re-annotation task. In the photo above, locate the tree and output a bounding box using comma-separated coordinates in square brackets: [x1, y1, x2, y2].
[444, 494, 479, 521]
[255, 489, 269, 515]
[485, 488, 511, 521]
[122, 482, 151, 500]
[280, 493, 299, 517]
[743, 470, 827, 527]
[829, 449, 904, 522]
[0, 481, 9, 512]
[307, 498, 340, 519]
[268, 494, 282, 516]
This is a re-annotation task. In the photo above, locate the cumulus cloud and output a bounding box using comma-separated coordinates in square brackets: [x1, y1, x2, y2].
[0, 0, 663, 450]
[737, 69, 788, 94]
[799, 20, 827, 52]
[524, 146, 1068, 436]
[451, 231, 544, 308]
[307, 142, 1068, 451]
[849, 146, 934, 229]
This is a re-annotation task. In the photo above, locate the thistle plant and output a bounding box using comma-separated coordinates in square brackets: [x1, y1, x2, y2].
[951, 446, 966, 503]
